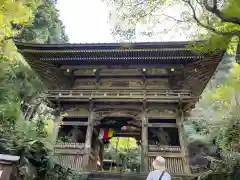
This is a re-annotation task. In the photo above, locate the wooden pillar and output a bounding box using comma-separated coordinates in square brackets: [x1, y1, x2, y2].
[141, 102, 148, 172]
[83, 102, 94, 170]
[177, 107, 191, 174]
[99, 140, 104, 170]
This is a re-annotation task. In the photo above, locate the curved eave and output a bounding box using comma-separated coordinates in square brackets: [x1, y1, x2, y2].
[14, 40, 206, 51]
[181, 50, 225, 96]
[16, 41, 207, 66]
[15, 41, 226, 96]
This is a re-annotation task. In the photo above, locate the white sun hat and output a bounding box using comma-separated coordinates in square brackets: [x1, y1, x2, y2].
[152, 156, 166, 171]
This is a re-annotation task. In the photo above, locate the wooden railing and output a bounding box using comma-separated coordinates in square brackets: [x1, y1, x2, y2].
[54, 143, 85, 170]
[148, 156, 184, 174]
[148, 145, 181, 152]
[46, 89, 194, 100]
[54, 142, 85, 154]
[55, 142, 85, 149]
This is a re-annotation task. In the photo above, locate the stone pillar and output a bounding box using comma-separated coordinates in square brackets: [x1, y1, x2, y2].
[83, 102, 94, 170]
[141, 110, 148, 172]
[177, 108, 191, 174]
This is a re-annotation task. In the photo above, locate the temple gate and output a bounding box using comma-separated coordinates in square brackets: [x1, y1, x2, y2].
[16, 41, 224, 176]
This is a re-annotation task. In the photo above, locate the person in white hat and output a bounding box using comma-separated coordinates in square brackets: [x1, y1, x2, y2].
[146, 156, 171, 180]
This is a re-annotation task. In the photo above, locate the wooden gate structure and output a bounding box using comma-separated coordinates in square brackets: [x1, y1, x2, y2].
[16, 41, 225, 176]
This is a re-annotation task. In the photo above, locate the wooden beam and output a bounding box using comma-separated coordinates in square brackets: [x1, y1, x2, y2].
[73, 75, 170, 79]
[48, 98, 196, 103]
[115, 132, 140, 136]
[60, 64, 184, 70]
[83, 101, 94, 170]
[148, 152, 183, 158]
[147, 115, 177, 119]
[99, 140, 104, 170]
[63, 121, 88, 126]
[93, 127, 98, 136]
[141, 100, 148, 173]
[54, 148, 84, 155]
[95, 68, 101, 84]
[141, 68, 147, 87]
[177, 107, 191, 174]
[148, 123, 177, 128]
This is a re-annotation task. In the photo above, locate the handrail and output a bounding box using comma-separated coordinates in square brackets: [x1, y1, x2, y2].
[148, 145, 181, 152]
[55, 142, 85, 149]
[47, 89, 190, 93]
[46, 89, 192, 98]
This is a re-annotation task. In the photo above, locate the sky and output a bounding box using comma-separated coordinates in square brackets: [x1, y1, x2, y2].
[56, 0, 113, 43]
[56, 0, 192, 43]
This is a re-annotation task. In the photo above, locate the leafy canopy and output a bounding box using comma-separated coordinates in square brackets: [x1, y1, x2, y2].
[17, 0, 69, 43]
[104, 0, 240, 54]
[0, 0, 41, 42]
[0, 0, 73, 179]
[109, 137, 138, 151]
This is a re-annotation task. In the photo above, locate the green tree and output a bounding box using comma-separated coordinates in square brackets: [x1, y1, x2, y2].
[16, 0, 69, 43]
[210, 63, 240, 153]
[185, 61, 240, 174]
[0, 0, 41, 42]
[105, 0, 240, 53]
[105, 137, 141, 172]
[0, 1, 72, 179]
[109, 137, 138, 150]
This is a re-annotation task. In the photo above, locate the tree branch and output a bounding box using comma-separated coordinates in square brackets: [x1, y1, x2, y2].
[203, 0, 240, 25]
[159, 14, 185, 23]
[185, 0, 240, 36]
[135, 1, 161, 21]
[1, 26, 25, 43]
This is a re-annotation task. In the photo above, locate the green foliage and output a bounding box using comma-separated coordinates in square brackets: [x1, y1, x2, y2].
[109, 137, 138, 150]
[104, 0, 184, 41]
[17, 0, 69, 43]
[0, 56, 53, 178]
[0, 0, 71, 179]
[185, 61, 240, 173]
[105, 137, 141, 172]
[45, 165, 88, 180]
[209, 63, 240, 153]
[105, 0, 240, 55]
[0, 0, 41, 42]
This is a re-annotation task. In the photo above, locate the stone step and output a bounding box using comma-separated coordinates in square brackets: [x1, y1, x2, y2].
[82, 171, 230, 180]
[88, 177, 183, 180]
[87, 172, 184, 180]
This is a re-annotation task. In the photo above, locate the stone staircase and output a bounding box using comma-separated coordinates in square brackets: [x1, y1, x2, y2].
[86, 172, 185, 180]
[79, 171, 230, 180]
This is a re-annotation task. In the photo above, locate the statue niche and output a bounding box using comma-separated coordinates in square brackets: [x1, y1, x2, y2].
[150, 127, 171, 146]
[68, 126, 85, 143]
[57, 125, 86, 143]
[148, 126, 180, 147]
